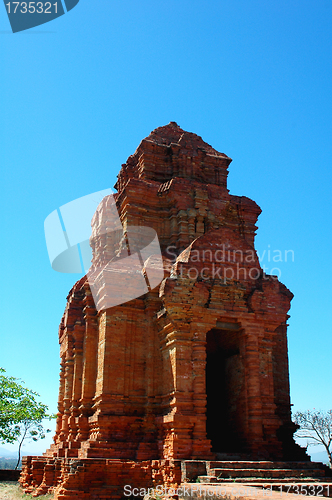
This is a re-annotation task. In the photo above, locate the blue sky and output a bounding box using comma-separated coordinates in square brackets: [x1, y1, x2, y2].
[1, 0, 331, 458]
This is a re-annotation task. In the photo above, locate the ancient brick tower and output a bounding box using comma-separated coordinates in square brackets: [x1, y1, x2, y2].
[20, 123, 307, 498]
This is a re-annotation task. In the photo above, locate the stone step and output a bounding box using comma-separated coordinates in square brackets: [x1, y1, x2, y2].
[209, 468, 325, 479]
[198, 476, 332, 484]
[207, 461, 326, 471]
[181, 460, 332, 485]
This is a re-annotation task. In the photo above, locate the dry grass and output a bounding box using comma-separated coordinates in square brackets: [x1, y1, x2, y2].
[0, 482, 54, 500]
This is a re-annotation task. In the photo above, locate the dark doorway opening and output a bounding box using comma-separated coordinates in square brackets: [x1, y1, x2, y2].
[206, 326, 244, 453]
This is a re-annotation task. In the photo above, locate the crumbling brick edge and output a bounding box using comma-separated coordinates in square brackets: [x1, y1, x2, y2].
[19, 456, 182, 499]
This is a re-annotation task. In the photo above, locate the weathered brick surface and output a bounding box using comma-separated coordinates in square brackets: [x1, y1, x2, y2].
[20, 456, 181, 498]
[21, 123, 308, 498]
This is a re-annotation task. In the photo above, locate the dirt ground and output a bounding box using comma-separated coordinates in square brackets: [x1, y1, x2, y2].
[0, 482, 54, 500]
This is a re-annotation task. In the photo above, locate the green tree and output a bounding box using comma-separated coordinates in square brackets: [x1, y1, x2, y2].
[294, 409, 332, 468]
[0, 368, 52, 469]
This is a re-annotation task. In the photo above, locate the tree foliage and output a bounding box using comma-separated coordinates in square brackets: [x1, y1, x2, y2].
[294, 409, 332, 468]
[0, 368, 52, 468]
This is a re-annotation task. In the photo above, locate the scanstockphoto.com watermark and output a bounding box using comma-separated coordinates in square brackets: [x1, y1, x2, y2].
[165, 244, 295, 282]
[44, 188, 296, 312]
[123, 483, 331, 498]
[124, 484, 266, 498]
